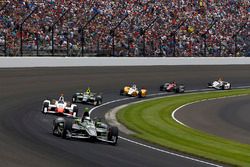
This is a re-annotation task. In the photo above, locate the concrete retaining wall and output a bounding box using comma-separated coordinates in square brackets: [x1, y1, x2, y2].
[1, 57, 250, 68]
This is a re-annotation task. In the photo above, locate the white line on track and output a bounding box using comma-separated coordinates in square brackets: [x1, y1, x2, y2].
[172, 94, 249, 127]
[89, 86, 250, 167]
[119, 136, 223, 167]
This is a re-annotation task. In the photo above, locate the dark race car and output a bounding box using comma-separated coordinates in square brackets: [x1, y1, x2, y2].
[52, 113, 118, 145]
[160, 82, 185, 93]
[72, 91, 102, 106]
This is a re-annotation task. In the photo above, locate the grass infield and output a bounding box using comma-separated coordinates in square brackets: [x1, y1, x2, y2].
[117, 89, 250, 167]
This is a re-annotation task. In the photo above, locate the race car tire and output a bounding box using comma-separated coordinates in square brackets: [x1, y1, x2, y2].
[73, 106, 78, 117]
[174, 87, 180, 93]
[138, 91, 142, 98]
[52, 120, 63, 136]
[62, 119, 73, 139]
[120, 89, 124, 96]
[98, 99, 102, 105]
[94, 99, 102, 106]
[160, 85, 164, 91]
[108, 126, 118, 145]
[221, 85, 225, 90]
[42, 102, 49, 114]
[72, 95, 77, 103]
[52, 120, 57, 135]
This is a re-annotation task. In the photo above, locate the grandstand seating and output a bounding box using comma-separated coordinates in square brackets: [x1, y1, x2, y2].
[0, 0, 249, 56]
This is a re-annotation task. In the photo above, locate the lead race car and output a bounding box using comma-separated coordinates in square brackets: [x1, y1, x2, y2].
[120, 84, 147, 97]
[160, 81, 185, 93]
[52, 111, 118, 145]
[42, 95, 78, 117]
[72, 88, 102, 106]
[208, 78, 231, 90]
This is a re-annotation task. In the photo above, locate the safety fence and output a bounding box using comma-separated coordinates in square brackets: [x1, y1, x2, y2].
[0, 1, 249, 57]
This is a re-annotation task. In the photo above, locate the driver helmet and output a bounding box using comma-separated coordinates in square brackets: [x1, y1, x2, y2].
[58, 94, 64, 102]
[86, 87, 91, 95]
[82, 107, 90, 122]
[132, 84, 137, 89]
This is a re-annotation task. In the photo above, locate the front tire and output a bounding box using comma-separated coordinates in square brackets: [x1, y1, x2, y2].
[72, 95, 77, 103]
[73, 106, 78, 117]
[108, 126, 118, 145]
[42, 102, 49, 114]
[120, 89, 124, 96]
[138, 91, 142, 98]
[53, 121, 63, 136]
[62, 119, 73, 139]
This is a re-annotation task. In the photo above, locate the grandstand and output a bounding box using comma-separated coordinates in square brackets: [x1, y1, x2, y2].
[0, 0, 249, 57]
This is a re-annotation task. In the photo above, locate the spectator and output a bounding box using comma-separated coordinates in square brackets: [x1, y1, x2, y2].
[0, 0, 248, 56]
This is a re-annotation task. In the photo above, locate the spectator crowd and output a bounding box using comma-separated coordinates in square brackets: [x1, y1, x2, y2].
[0, 0, 249, 56]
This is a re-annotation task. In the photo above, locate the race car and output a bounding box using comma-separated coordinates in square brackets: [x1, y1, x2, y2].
[120, 84, 147, 97]
[160, 82, 185, 93]
[72, 89, 102, 106]
[52, 112, 118, 145]
[42, 95, 78, 117]
[208, 79, 231, 90]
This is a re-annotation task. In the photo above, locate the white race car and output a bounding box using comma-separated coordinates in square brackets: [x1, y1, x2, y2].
[42, 96, 78, 117]
[208, 80, 231, 90]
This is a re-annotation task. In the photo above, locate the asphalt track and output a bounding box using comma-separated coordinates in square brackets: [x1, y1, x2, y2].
[175, 95, 250, 145]
[0, 65, 250, 167]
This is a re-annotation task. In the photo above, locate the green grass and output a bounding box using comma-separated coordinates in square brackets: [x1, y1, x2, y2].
[117, 89, 250, 167]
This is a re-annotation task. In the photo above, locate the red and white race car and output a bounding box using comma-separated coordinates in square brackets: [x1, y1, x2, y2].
[160, 82, 185, 93]
[42, 95, 78, 117]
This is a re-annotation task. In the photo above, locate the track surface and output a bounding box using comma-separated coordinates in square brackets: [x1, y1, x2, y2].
[0, 66, 250, 167]
[175, 95, 250, 145]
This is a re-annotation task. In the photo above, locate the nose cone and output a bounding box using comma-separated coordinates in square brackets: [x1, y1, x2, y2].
[57, 107, 64, 113]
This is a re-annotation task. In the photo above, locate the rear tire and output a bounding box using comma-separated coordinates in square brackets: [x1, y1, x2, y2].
[94, 99, 102, 106]
[93, 100, 98, 106]
[175, 87, 180, 93]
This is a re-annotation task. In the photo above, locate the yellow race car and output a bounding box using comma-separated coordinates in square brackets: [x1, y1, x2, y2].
[120, 84, 147, 97]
